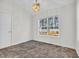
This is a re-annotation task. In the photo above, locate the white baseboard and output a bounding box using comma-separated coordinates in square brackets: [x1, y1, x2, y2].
[34, 39, 75, 49]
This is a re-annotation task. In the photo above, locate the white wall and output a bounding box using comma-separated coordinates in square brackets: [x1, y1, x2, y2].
[0, 0, 12, 48]
[0, 0, 32, 48]
[33, 2, 76, 49]
[12, 0, 32, 45]
[76, 0, 79, 56]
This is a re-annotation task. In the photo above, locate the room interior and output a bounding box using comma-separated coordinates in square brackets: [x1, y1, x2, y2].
[0, 0, 79, 58]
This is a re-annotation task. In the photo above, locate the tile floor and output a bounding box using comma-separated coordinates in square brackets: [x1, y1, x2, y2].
[0, 40, 78, 58]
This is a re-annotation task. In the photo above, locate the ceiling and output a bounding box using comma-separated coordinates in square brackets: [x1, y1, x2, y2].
[15, 0, 75, 13]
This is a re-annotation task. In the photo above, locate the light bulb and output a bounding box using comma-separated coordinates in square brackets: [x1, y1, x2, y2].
[32, 3, 40, 13]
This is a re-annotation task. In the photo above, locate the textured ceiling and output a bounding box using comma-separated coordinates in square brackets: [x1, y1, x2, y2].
[14, 0, 75, 13]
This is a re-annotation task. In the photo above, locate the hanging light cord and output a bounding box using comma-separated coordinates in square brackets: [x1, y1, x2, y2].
[35, 0, 37, 3]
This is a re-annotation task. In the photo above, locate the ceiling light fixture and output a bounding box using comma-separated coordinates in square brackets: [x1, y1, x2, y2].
[32, 0, 40, 13]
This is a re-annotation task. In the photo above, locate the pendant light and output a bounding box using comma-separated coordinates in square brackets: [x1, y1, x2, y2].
[32, 0, 40, 13]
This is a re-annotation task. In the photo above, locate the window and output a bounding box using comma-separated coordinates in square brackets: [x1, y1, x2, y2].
[39, 16, 60, 36]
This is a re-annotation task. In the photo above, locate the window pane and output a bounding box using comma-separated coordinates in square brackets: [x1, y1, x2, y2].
[40, 18, 47, 29]
[48, 17, 53, 29]
[54, 16, 59, 29]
